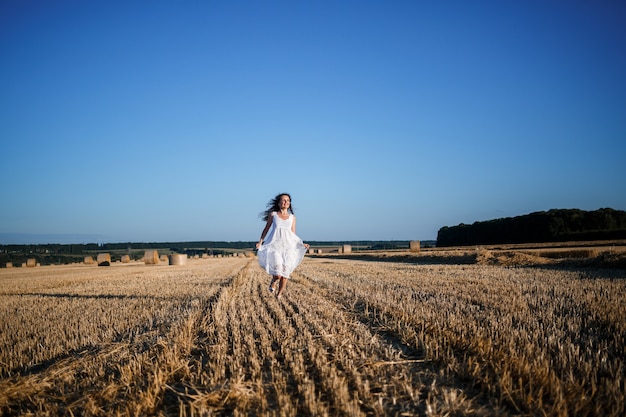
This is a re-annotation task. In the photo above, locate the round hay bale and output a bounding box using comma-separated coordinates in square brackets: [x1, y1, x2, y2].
[121, 254, 131, 263]
[410, 240, 421, 253]
[144, 250, 159, 265]
[84, 256, 94, 265]
[97, 253, 111, 266]
[26, 258, 37, 267]
[160, 254, 168, 262]
[168, 253, 187, 266]
[5, 262, 13, 268]
[342, 244, 352, 254]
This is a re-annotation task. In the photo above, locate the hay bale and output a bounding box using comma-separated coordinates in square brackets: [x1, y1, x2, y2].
[97, 253, 111, 266]
[342, 244, 352, 254]
[121, 255, 131, 263]
[26, 258, 37, 267]
[317, 249, 323, 254]
[168, 253, 187, 266]
[410, 240, 421, 253]
[160, 255, 168, 262]
[144, 250, 159, 264]
[84, 256, 94, 265]
[5, 262, 13, 268]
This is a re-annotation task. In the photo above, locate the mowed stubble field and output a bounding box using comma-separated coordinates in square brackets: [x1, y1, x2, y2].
[0, 254, 624, 416]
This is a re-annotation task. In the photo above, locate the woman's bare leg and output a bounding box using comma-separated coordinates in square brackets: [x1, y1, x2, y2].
[276, 276, 287, 298]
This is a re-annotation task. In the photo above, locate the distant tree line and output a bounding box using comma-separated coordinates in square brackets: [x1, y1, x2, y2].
[436, 208, 626, 247]
[103, 241, 257, 251]
[307, 241, 412, 250]
[0, 240, 417, 254]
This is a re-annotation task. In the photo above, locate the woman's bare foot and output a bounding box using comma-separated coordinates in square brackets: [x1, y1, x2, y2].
[269, 276, 279, 293]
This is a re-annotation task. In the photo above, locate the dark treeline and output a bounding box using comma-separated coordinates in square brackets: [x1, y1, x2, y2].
[436, 208, 626, 247]
[0, 240, 414, 254]
[102, 241, 257, 251]
[0, 241, 256, 255]
[307, 241, 414, 250]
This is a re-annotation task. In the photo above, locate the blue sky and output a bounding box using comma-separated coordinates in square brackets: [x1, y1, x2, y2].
[1, 0, 625, 244]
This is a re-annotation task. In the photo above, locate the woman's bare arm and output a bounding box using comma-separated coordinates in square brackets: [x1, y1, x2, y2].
[257, 216, 273, 249]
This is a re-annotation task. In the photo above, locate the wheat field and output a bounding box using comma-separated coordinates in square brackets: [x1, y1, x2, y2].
[0, 256, 624, 416]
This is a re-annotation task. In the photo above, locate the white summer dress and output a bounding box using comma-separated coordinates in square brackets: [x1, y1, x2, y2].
[257, 212, 307, 279]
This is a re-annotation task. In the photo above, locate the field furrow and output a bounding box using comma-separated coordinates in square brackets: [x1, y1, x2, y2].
[297, 258, 626, 416]
[1, 256, 624, 416]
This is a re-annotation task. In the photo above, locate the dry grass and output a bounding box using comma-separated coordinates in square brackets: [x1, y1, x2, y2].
[0, 256, 624, 416]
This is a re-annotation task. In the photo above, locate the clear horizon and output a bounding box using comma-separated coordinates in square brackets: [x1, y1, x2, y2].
[2, 1, 625, 245]
[1, 206, 621, 245]
[0, 232, 436, 245]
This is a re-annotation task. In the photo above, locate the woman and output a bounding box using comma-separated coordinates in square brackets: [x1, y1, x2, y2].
[256, 193, 309, 298]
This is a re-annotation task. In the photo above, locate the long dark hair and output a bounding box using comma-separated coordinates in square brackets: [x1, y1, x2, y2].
[260, 193, 294, 222]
